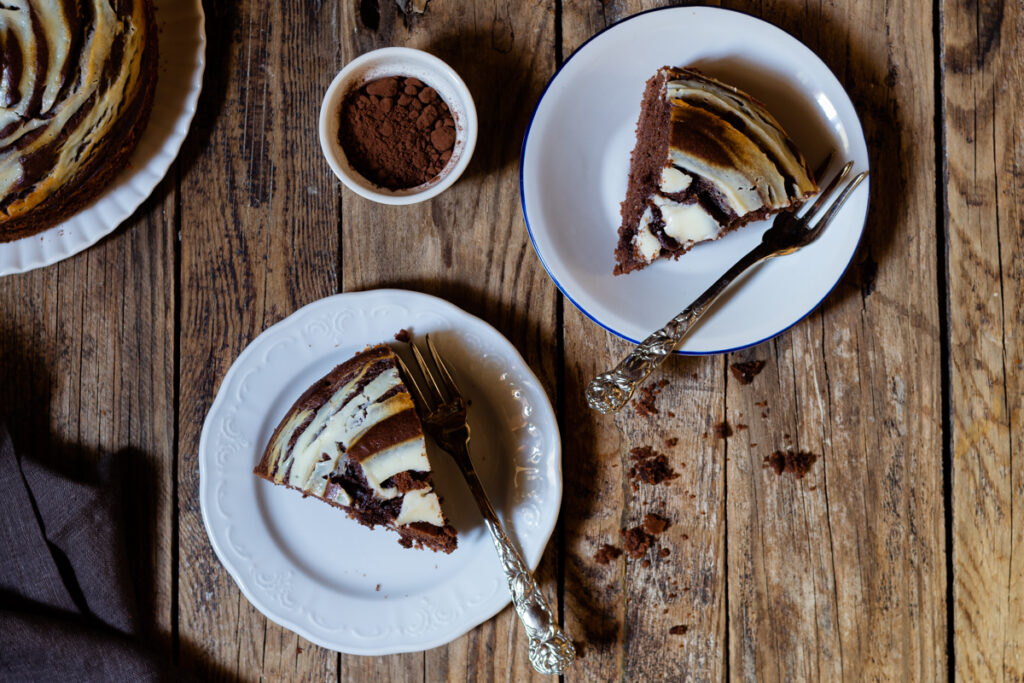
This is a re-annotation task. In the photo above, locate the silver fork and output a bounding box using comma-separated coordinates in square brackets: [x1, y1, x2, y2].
[396, 335, 576, 675]
[587, 160, 869, 414]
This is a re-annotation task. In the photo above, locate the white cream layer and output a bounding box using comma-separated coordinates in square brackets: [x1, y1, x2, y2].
[264, 359, 444, 527]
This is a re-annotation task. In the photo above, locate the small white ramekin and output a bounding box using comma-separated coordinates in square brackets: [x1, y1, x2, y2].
[318, 47, 478, 205]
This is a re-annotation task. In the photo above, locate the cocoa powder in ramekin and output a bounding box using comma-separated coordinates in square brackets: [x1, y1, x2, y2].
[338, 76, 457, 190]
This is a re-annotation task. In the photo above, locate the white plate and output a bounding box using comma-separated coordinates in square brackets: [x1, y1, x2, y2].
[199, 289, 562, 655]
[0, 0, 206, 276]
[520, 6, 870, 354]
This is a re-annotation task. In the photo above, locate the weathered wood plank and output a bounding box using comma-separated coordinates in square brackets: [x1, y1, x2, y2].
[943, 0, 1024, 678]
[177, 0, 340, 678]
[559, 2, 728, 680]
[720, 0, 945, 679]
[336, 1, 558, 680]
[0, 185, 177, 656]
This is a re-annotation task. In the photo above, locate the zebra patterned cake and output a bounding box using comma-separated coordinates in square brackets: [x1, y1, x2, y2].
[615, 67, 818, 274]
[0, 0, 158, 241]
[254, 344, 457, 553]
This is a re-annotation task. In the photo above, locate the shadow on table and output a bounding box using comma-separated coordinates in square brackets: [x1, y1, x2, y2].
[0, 325, 232, 680]
[423, 26, 548, 186]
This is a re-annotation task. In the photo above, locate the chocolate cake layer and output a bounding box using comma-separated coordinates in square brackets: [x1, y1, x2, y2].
[255, 344, 457, 554]
[615, 67, 817, 274]
[0, 0, 158, 242]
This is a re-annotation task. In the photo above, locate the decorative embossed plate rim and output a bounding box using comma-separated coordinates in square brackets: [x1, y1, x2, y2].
[0, 0, 206, 276]
[199, 289, 562, 655]
[520, 6, 870, 354]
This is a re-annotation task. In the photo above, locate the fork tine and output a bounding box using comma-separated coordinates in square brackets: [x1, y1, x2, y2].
[809, 170, 868, 232]
[395, 352, 433, 410]
[410, 342, 446, 403]
[800, 160, 853, 219]
[425, 334, 462, 399]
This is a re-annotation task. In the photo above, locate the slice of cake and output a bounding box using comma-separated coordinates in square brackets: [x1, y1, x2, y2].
[615, 67, 818, 274]
[255, 344, 457, 553]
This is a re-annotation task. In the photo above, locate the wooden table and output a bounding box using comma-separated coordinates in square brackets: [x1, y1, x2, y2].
[1, 0, 1019, 679]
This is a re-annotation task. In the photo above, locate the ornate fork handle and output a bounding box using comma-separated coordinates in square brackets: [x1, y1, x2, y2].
[587, 243, 770, 414]
[453, 444, 575, 674]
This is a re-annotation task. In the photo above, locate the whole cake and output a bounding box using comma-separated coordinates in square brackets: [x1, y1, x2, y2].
[0, 0, 159, 242]
[255, 344, 458, 553]
[615, 67, 818, 274]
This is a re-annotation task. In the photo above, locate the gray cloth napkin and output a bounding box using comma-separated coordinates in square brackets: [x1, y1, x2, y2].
[0, 423, 166, 682]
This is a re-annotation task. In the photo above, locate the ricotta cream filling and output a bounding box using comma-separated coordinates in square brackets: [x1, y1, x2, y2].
[395, 488, 445, 527]
[650, 195, 720, 244]
[0, 0, 147, 213]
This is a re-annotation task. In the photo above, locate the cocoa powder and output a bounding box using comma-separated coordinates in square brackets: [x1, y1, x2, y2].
[338, 76, 457, 190]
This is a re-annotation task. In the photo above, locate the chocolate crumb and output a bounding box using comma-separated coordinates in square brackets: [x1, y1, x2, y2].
[664, 437, 679, 448]
[681, 534, 688, 540]
[660, 547, 671, 558]
[621, 526, 653, 558]
[573, 641, 586, 659]
[297, 647, 303, 654]
[764, 449, 819, 479]
[593, 543, 623, 564]
[667, 411, 676, 418]
[628, 446, 679, 485]
[669, 625, 689, 635]
[736, 424, 748, 431]
[643, 512, 670, 535]
[668, 592, 677, 598]
[633, 378, 669, 417]
[713, 421, 732, 439]
[394, 328, 411, 342]
[730, 360, 765, 384]
[642, 559, 651, 568]
[375, 584, 381, 592]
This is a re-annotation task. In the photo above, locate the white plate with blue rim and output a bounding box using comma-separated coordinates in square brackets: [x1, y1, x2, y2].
[199, 289, 561, 654]
[520, 6, 870, 354]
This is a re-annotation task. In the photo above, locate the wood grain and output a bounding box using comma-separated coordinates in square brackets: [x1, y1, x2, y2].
[559, 3, 728, 681]
[0, 183, 177, 657]
[944, 0, 1024, 678]
[176, 0, 340, 678]
[719, 0, 946, 679]
[7, 0, 1018, 678]
[337, 1, 559, 680]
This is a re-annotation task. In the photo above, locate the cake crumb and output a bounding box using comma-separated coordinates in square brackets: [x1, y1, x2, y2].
[394, 328, 411, 342]
[730, 360, 765, 384]
[628, 446, 679, 485]
[664, 437, 679, 448]
[593, 543, 623, 564]
[764, 449, 819, 479]
[660, 547, 671, 558]
[755, 400, 768, 407]
[642, 559, 651, 568]
[667, 410, 676, 418]
[375, 584, 381, 592]
[669, 624, 689, 635]
[713, 421, 732, 439]
[736, 423, 748, 431]
[297, 647, 304, 654]
[621, 526, 653, 558]
[643, 512, 670, 535]
[634, 378, 669, 417]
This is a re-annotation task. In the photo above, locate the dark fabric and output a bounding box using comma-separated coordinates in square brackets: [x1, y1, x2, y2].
[0, 423, 167, 682]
